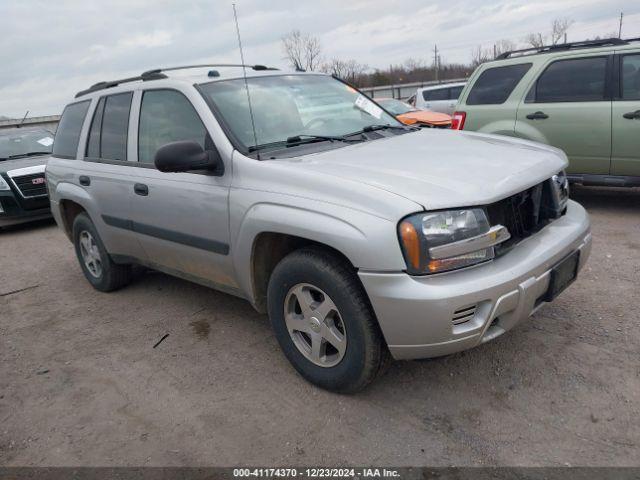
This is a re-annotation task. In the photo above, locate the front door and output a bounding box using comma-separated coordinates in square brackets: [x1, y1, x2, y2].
[128, 88, 235, 290]
[611, 52, 640, 177]
[515, 55, 612, 175]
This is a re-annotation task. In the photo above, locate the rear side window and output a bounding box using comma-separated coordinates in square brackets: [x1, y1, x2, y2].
[85, 92, 133, 161]
[423, 88, 448, 101]
[53, 101, 90, 158]
[533, 57, 607, 103]
[449, 86, 464, 100]
[138, 90, 208, 164]
[466, 63, 531, 105]
[621, 54, 640, 100]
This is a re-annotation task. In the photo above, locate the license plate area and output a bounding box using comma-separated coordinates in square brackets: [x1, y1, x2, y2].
[544, 250, 580, 302]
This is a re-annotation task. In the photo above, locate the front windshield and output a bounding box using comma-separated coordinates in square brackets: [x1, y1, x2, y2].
[199, 75, 401, 151]
[0, 129, 54, 160]
[377, 99, 415, 115]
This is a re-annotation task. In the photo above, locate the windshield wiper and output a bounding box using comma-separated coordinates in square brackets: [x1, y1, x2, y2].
[361, 124, 416, 133]
[248, 134, 361, 152]
[7, 151, 51, 159]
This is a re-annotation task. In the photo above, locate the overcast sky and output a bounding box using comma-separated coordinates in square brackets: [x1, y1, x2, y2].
[1, 0, 637, 117]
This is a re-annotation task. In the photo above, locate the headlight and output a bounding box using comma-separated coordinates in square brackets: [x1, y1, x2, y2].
[551, 170, 569, 213]
[398, 208, 510, 275]
[0, 176, 10, 191]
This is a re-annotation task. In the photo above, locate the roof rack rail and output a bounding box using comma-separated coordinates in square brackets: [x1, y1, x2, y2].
[75, 64, 279, 98]
[75, 71, 167, 98]
[496, 37, 633, 60]
[141, 64, 278, 77]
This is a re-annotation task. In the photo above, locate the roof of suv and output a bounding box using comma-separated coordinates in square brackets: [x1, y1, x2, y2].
[492, 37, 640, 63]
[74, 65, 312, 99]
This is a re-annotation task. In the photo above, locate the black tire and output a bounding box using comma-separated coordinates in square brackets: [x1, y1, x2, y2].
[267, 246, 389, 393]
[72, 213, 132, 292]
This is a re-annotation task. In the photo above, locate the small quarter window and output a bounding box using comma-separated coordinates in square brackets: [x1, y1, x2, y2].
[466, 63, 531, 105]
[53, 101, 90, 158]
[86, 98, 105, 158]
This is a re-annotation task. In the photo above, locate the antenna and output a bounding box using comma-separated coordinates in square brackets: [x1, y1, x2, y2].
[232, 4, 260, 159]
[18, 110, 29, 127]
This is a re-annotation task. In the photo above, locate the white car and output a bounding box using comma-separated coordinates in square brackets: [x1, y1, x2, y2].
[408, 82, 466, 115]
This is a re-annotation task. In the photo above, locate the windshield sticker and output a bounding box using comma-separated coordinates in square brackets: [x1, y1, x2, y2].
[37, 137, 54, 147]
[354, 95, 383, 119]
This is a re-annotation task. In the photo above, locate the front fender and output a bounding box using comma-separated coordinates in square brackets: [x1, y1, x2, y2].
[232, 201, 407, 302]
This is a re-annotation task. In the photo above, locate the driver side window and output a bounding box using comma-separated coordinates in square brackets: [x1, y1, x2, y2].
[138, 90, 208, 164]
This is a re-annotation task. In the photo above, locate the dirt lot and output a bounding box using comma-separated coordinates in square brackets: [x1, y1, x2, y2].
[1, 186, 639, 467]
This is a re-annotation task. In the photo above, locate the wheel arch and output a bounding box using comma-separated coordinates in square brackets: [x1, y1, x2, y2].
[233, 203, 404, 313]
[54, 183, 98, 241]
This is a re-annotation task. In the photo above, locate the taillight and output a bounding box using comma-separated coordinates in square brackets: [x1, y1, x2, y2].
[452, 111, 466, 130]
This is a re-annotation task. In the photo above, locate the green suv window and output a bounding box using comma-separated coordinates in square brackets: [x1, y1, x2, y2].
[529, 57, 608, 103]
[466, 63, 531, 105]
[621, 54, 640, 100]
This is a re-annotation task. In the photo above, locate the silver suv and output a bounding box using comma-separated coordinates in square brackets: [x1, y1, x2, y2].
[46, 65, 592, 392]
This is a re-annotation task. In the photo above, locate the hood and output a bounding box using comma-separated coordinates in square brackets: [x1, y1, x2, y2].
[284, 129, 567, 211]
[398, 110, 452, 126]
[0, 155, 50, 174]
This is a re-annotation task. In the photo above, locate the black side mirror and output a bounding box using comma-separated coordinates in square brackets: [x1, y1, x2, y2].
[154, 141, 224, 175]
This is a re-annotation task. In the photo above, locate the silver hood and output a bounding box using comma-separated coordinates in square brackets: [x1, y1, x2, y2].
[292, 129, 568, 210]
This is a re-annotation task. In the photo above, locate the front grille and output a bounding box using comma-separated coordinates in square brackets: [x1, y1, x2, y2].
[11, 173, 48, 198]
[487, 179, 565, 256]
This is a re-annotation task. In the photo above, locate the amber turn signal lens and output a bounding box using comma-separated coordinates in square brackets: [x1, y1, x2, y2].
[399, 221, 421, 270]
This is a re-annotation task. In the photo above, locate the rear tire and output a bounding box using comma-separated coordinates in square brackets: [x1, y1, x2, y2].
[72, 213, 132, 292]
[267, 246, 388, 393]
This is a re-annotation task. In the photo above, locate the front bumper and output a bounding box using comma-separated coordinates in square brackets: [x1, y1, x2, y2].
[359, 200, 591, 360]
[0, 189, 51, 227]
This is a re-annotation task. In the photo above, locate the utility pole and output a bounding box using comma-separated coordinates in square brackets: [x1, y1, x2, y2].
[563, 32, 567, 44]
[433, 45, 439, 82]
[618, 12, 624, 38]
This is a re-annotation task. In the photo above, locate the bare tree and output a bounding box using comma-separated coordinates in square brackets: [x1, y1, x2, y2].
[321, 58, 369, 85]
[525, 17, 573, 48]
[403, 57, 425, 72]
[551, 17, 574, 44]
[494, 39, 517, 57]
[303, 35, 322, 71]
[281, 29, 322, 71]
[471, 45, 491, 67]
[524, 32, 545, 48]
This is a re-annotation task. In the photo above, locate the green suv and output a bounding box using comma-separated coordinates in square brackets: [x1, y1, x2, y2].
[452, 38, 640, 187]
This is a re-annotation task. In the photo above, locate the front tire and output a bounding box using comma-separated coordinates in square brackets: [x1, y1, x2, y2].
[72, 213, 131, 292]
[267, 247, 388, 393]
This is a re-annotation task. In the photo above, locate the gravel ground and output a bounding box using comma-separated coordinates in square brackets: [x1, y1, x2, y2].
[0, 185, 638, 467]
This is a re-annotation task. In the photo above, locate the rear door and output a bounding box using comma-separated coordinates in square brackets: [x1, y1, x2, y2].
[515, 55, 612, 175]
[81, 92, 147, 260]
[128, 88, 235, 289]
[611, 51, 640, 177]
